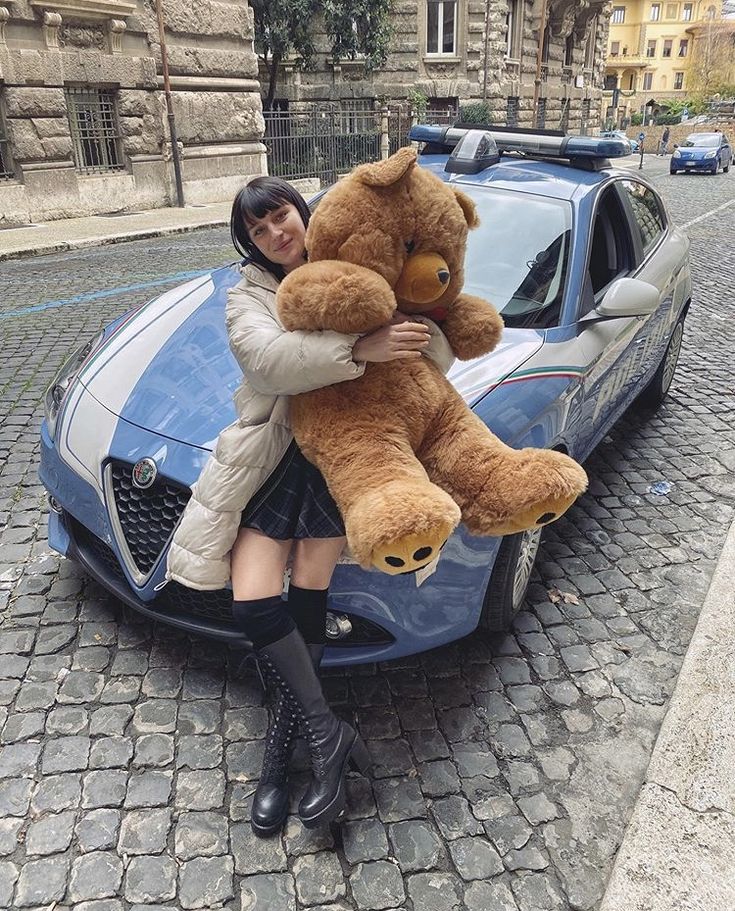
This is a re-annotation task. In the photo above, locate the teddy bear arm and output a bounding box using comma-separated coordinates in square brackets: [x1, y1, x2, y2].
[441, 293, 504, 360]
[277, 261, 397, 335]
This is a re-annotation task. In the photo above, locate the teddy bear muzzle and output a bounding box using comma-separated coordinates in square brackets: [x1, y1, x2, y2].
[394, 252, 451, 305]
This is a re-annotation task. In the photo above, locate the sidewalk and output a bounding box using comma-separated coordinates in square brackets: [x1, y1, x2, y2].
[600, 517, 735, 911]
[0, 201, 231, 263]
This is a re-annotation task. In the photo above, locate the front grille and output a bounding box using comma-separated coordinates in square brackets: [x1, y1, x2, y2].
[68, 515, 235, 627]
[71, 518, 126, 583]
[109, 460, 191, 578]
[158, 582, 234, 624]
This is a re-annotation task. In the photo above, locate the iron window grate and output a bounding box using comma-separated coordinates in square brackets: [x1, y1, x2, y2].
[65, 87, 124, 175]
[0, 98, 13, 180]
[506, 96, 519, 128]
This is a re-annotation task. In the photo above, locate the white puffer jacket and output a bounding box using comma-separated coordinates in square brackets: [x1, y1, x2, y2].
[166, 262, 454, 591]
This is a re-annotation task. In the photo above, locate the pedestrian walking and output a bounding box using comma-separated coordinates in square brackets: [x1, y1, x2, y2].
[167, 176, 453, 837]
[659, 126, 671, 156]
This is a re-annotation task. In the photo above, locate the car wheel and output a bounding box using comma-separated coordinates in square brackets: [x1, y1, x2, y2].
[636, 315, 685, 410]
[670, 169, 677, 175]
[480, 527, 542, 633]
[724, 162, 730, 173]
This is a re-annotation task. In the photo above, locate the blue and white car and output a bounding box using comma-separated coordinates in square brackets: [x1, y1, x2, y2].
[670, 131, 732, 174]
[600, 130, 639, 153]
[40, 127, 691, 667]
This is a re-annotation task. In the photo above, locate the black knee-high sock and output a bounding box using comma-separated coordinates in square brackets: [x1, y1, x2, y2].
[287, 584, 328, 645]
[232, 595, 295, 650]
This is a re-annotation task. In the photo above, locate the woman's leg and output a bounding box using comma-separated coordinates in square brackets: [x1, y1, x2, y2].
[290, 536, 347, 590]
[231, 527, 292, 601]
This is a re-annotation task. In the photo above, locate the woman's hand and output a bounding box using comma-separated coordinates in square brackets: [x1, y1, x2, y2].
[352, 318, 431, 363]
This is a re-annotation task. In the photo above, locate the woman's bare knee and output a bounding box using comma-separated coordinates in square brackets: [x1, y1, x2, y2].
[291, 537, 346, 589]
[231, 528, 292, 600]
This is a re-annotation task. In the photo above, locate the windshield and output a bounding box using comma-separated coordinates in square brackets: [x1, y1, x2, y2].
[462, 187, 572, 328]
[683, 134, 719, 147]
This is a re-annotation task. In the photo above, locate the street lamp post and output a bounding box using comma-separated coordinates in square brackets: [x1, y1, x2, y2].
[154, 0, 185, 208]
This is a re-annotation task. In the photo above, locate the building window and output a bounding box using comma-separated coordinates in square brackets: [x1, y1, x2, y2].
[65, 87, 123, 175]
[682, 3, 692, 19]
[647, 39, 657, 57]
[665, 3, 678, 17]
[674, 71, 684, 89]
[643, 72, 653, 90]
[427, 0, 457, 55]
[536, 97, 546, 129]
[650, 3, 661, 20]
[611, 41, 620, 56]
[678, 38, 688, 56]
[706, 5, 716, 18]
[662, 39, 672, 57]
[505, 0, 521, 58]
[611, 6, 625, 23]
[506, 96, 519, 127]
[0, 98, 13, 181]
[564, 33, 574, 66]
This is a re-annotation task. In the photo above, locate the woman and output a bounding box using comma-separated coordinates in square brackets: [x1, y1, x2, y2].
[167, 176, 454, 836]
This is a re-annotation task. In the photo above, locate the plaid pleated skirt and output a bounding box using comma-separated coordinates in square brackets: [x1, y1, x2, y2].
[240, 442, 345, 540]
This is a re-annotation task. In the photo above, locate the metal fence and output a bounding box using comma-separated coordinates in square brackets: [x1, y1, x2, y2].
[0, 137, 13, 180]
[263, 102, 462, 187]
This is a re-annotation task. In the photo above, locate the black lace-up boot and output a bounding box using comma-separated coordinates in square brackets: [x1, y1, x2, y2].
[256, 629, 371, 829]
[251, 643, 324, 837]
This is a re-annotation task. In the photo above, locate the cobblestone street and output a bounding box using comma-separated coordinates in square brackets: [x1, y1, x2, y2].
[1, 158, 734, 911]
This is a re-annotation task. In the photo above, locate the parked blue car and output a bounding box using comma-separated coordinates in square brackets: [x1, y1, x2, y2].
[40, 127, 691, 667]
[670, 131, 732, 174]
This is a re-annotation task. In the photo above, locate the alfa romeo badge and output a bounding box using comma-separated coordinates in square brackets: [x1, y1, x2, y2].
[132, 458, 157, 489]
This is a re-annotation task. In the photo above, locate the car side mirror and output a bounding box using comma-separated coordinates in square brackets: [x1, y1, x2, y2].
[581, 277, 660, 323]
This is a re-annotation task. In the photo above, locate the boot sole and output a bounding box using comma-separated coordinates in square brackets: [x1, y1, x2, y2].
[300, 734, 372, 829]
[251, 809, 288, 838]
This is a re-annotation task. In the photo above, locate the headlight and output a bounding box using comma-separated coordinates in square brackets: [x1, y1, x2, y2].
[44, 331, 103, 440]
[704, 150, 717, 159]
[673, 149, 681, 158]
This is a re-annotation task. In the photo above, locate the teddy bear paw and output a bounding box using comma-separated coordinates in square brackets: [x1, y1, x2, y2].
[371, 529, 450, 575]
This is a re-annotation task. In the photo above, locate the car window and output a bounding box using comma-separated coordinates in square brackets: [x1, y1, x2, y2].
[619, 180, 666, 257]
[683, 134, 718, 147]
[580, 185, 634, 315]
[462, 187, 572, 328]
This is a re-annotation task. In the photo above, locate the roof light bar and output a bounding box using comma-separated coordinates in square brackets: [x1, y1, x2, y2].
[409, 125, 632, 161]
[445, 130, 500, 174]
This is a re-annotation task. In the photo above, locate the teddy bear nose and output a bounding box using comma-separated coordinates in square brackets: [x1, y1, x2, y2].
[437, 269, 450, 285]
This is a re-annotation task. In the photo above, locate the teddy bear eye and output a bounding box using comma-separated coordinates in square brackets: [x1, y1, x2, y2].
[405, 240, 415, 254]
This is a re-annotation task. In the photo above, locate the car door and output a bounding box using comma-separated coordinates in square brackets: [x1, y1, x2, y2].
[572, 181, 660, 456]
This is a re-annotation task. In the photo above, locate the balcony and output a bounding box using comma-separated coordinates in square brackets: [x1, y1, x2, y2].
[606, 53, 649, 68]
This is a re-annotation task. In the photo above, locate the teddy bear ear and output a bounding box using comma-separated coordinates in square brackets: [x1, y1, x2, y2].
[453, 188, 480, 229]
[354, 147, 417, 187]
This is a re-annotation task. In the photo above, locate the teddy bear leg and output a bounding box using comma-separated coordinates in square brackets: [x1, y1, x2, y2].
[301, 429, 461, 575]
[346, 478, 461, 575]
[419, 397, 588, 537]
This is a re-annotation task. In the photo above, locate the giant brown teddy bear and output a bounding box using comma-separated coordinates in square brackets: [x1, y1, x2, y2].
[276, 147, 588, 575]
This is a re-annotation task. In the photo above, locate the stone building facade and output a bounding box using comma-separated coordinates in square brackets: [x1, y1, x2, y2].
[0, 0, 265, 224]
[260, 0, 611, 133]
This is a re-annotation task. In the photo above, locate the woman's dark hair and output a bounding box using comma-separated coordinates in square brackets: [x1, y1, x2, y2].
[230, 176, 311, 280]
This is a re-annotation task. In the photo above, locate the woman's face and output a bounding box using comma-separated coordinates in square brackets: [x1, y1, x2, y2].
[247, 203, 306, 273]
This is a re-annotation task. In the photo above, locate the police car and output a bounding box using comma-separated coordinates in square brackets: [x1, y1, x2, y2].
[40, 126, 691, 667]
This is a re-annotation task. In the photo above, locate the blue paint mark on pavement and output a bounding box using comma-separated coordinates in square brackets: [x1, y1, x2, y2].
[0, 269, 212, 321]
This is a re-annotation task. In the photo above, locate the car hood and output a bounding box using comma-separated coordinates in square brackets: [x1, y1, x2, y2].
[76, 265, 543, 451]
[676, 146, 713, 158]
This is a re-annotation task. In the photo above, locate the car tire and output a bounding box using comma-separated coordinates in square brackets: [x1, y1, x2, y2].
[724, 162, 730, 173]
[479, 527, 542, 633]
[635, 315, 685, 410]
[670, 169, 677, 175]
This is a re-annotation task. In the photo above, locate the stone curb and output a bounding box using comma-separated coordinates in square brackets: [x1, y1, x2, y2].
[600, 517, 735, 911]
[0, 218, 229, 263]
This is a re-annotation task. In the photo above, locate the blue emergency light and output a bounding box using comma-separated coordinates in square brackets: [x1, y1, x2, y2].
[409, 124, 633, 170]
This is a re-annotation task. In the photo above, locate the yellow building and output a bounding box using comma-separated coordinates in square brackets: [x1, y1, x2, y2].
[603, 1, 724, 126]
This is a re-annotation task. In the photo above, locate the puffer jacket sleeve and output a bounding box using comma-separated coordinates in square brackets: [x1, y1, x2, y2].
[226, 284, 366, 396]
